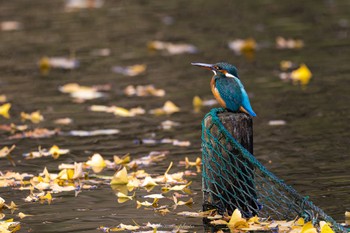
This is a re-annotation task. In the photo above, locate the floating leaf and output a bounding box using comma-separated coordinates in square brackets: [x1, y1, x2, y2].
[140, 176, 158, 187]
[124, 85, 165, 97]
[0, 103, 11, 119]
[86, 154, 107, 173]
[193, 96, 203, 113]
[113, 154, 130, 165]
[160, 120, 180, 130]
[116, 192, 134, 203]
[112, 64, 147, 76]
[49, 145, 70, 159]
[228, 38, 257, 60]
[68, 129, 120, 136]
[268, 120, 286, 126]
[54, 118, 73, 125]
[290, 64, 312, 86]
[9, 128, 59, 139]
[21, 111, 44, 124]
[149, 101, 180, 115]
[276, 36, 304, 49]
[17, 212, 33, 219]
[65, 0, 104, 12]
[110, 167, 128, 185]
[148, 41, 198, 55]
[1, 21, 22, 31]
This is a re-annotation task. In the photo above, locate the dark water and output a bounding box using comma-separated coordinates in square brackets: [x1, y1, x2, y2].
[0, 0, 349, 232]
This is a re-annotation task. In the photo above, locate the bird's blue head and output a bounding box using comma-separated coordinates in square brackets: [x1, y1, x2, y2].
[191, 62, 239, 78]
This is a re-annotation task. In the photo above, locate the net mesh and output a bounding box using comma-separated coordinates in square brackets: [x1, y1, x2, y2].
[201, 108, 348, 232]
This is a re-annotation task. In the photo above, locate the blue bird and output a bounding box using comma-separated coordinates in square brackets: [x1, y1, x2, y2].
[191, 62, 256, 117]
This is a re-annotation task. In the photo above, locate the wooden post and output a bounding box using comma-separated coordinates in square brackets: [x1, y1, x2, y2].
[202, 111, 259, 217]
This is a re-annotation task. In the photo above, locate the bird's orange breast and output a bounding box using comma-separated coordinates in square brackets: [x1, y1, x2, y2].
[210, 77, 226, 108]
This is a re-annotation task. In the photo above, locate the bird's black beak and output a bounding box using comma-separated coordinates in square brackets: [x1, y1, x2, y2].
[191, 62, 216, 71]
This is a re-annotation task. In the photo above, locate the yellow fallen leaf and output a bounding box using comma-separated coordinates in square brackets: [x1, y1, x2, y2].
[0, 145, 15, 159]
[320, 221, 334, 233]
[0, 95, 7, 103]
[39, 192, 52, 204]
[228, 209, 249, 229]
[21, 111, 44, 124]
[113, 154, 130, 165]
[0, 103, 11, 119]
[72, 162, 84, 179]
[175, 197, 193, 206]
[149, 101, 180, 115]
[17, 212, 33, 219]
[86, 153, 106, 173]
[345, 211, 350, 218]
[49, 145, 70, 159]
[140, 176, 158, 187]
[118, 223, 139, 231]
[291, 64, 312, 86]
[110, 167, 128, 185]
[193, 96, 203, 113]
[116, 192, 134, 203]
[301, 221, 317, 233]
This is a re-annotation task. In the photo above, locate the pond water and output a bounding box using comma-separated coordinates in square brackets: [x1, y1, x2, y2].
[0, 0, 349, 232]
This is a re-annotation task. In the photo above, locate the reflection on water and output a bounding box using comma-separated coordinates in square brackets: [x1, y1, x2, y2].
[0, 0, 349, 232]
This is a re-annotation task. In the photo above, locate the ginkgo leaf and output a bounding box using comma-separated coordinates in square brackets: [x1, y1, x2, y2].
[193, 96, 203, 113]
[110, 167, 128, 185]
[21, 111, 44, 124]
[140, 176, 158, 187]
[113, 154, 130, 165]
[86, 154, 107, 172]
[228, 209, 249, 229]
[0, 103, 11, 119]
[290, 64, 312, 86]
[17, 212, 33, 219]
[320, 221, 335, 233]
[301, 221, 317, 233]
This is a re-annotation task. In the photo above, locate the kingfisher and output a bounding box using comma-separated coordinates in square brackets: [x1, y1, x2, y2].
[191, 62, 256, 117]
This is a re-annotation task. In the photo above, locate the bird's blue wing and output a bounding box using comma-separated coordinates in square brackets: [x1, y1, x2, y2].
[215, 77, 242, 112]
[235, 78, 257, 117]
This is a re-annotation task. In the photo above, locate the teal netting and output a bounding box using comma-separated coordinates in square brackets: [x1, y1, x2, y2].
[202, 108, 348, 232]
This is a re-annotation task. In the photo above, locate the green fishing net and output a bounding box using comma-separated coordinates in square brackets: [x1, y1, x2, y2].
[201, 108, 348, 232]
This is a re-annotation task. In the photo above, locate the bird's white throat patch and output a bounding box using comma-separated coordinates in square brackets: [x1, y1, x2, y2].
[225, 73, 237, 79]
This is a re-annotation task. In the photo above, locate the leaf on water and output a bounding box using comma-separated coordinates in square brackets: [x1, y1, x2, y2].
[0, 145, 15, 159]
[116, 192, 135, 203]
[192, 96, 203, 113]
[268, 120, 286, 126]
[177, 209, 218, 218]
[38, 57, 79, 75]
[89, 105, 145, 117]
[49, 145, 70, 159]
[0, 103, 11, 119]
[17, 212, 33, 219]
[143, 194, 165, 199]
[140, 176, 158, 187]
[0, 218, 21, 232]
[65, 0, 104, 12]
[148, 40, 198, 55]
[113, 154, 131, 165]
[68, 129, 120, 136]
[291, 64, 312, 87]
[276, 36, 304, 49]
[228, 38, 257, 60]
[149, 101, 180, 115]
[0, 95, 6, 103]
[86, 154, 107, 173]
[110, 167, 128, 185]
[59, 83, 104, 101]
[124, 84, 165, 97]
[1, 21, 22, 31]
[112, 64, 147, 77]
[20, 111, 44, 124]
[279, 63, 312, 87]
[9, 128, 59, 139]
[160, 120, 180, 130]
[54, 118, 73, 125]
[161, 181, 192, 193]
